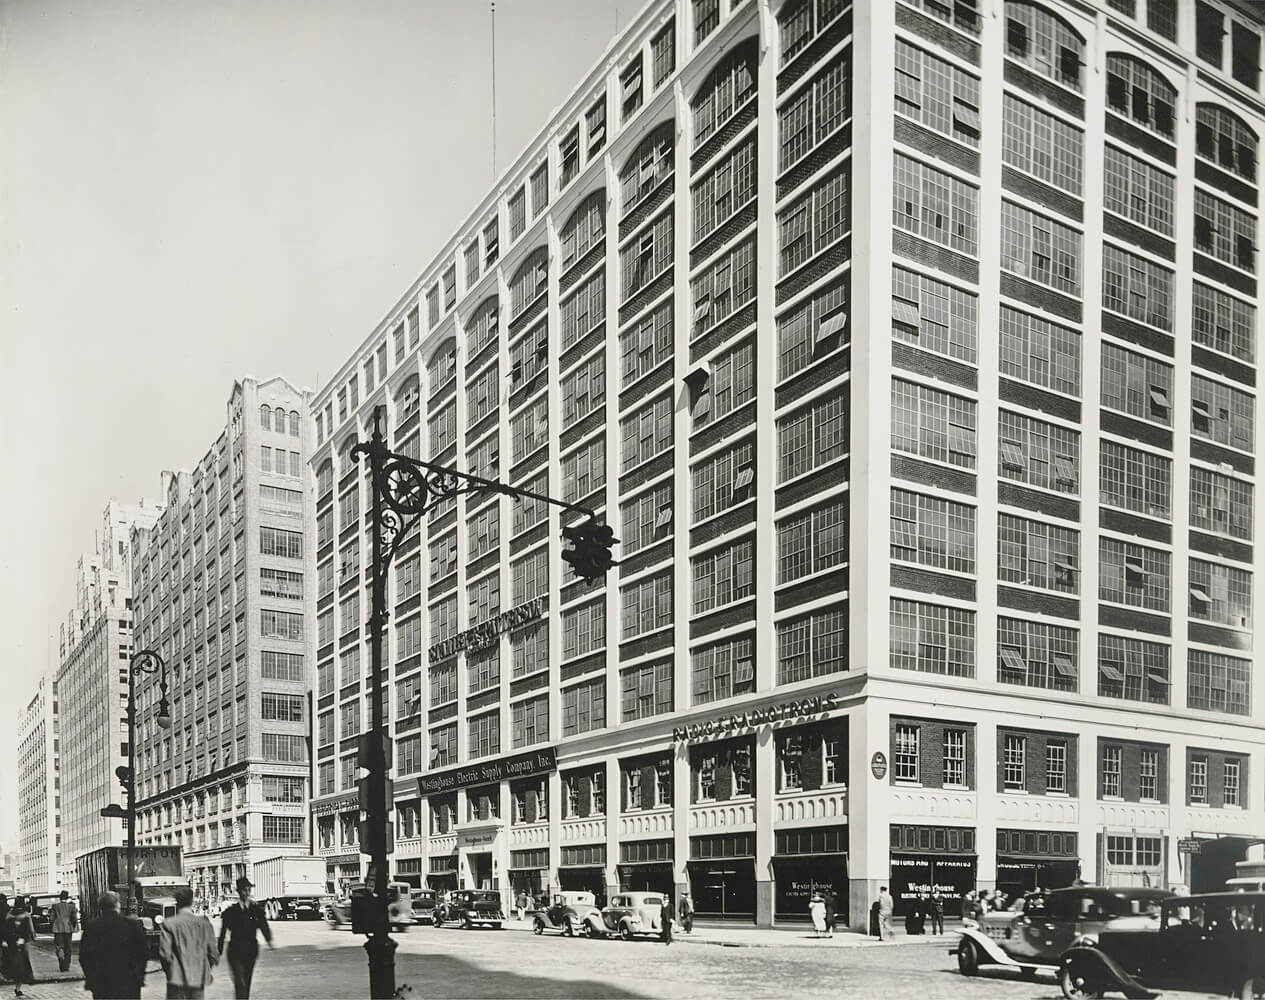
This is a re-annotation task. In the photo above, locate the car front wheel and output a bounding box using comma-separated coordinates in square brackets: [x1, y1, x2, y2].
[619, 923, 634, 942]
[563, 921, 573, 937]
[1058, 966, 1103, 1000]
[533, 919, 545, 935]
[957, 940, 979, 977]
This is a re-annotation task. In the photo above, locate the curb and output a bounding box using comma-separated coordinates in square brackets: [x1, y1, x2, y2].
[30, 962, 163, 986]
[674, 934, 956, 951]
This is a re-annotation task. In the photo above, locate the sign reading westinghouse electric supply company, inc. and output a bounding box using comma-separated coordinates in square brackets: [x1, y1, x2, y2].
[417, 746, 558, 796]
[428, 598, 544, 663]
[672, 694, 838, 743]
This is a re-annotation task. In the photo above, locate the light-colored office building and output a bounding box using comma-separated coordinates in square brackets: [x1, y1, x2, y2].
[308, 0, 1265, 927]
[56, 499, 162, 893]
[18, 671, 59, 894]
[130, 377, 315, 906]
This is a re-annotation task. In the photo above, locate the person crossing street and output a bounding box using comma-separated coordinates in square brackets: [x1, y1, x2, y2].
[217, 876, 274, 1000]
[50, 890, 78, 972]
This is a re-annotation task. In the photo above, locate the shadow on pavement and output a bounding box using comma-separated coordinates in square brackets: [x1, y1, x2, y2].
[246, 942, 651, 1000]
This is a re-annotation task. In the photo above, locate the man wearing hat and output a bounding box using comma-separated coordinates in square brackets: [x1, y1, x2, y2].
[216, 876, 273, 1000]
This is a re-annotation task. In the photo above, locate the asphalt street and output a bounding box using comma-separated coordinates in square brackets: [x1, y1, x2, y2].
[13, 919, 1224, 1000]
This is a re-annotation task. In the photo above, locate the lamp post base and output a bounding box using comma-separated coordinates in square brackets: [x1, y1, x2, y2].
[364, 930, 398, 999]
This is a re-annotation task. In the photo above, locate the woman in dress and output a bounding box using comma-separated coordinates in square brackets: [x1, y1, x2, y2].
[2, 897, 36, 998]
[809, 893, 826, 938]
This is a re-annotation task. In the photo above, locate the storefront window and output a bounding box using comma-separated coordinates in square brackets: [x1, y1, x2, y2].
[627, 769, 643, 808]
[591, 772, 606, 813]
[823, 738, 842, 784]
[733, 747, 752, 794]
[779, 735, 804, 790]
[698, 756, 717, 800]
[564, 775, 580, 817]
[655, 760, 673, 806]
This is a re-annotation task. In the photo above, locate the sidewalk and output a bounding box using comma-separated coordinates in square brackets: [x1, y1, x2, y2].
[502, 915, 959, 950]
[13, 934, 162, 985]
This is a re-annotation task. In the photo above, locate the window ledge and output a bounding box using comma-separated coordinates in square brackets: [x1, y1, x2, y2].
[775, 563, 850, 591]
[1003, 787, 1029, 795]
[893, 781, 922, 788]
[942, 784, 971, 792]
[776, 453, 849, 492]
[1102, 207, 1173, 241]
[622, 623, 674, 645]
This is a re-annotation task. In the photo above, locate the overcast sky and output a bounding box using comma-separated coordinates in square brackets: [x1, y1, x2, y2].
[0, 0, 629, 852]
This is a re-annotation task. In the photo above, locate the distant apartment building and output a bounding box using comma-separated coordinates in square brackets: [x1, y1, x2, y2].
[308, 0, 1265, 928]
[130, 377, 315, 905]
[56, 498, 162, 893]
[17, 671, 59, 894]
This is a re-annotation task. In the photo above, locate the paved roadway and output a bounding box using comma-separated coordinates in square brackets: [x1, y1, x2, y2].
[16, 919, 1221, 1000]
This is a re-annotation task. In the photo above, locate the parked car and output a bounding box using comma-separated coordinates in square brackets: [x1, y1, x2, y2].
[410, 888, 438, 925]
[583, 891, 666, 941]
[435, 889, 504, 929]
[533, 891, 600, 937]
[1059, 891, 1265, 1000]
[25, 893, 60, 934]
[954, 887, 1172, 980]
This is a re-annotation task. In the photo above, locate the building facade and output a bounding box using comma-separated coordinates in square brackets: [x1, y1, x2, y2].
[308, 0, 1265, 927]
[130, 377, 315, 906]
[17, 671, 59, 894]
[56, 499, 162, 893]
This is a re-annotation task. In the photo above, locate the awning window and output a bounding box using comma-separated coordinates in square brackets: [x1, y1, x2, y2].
[1000, 648, 1027, 673]
[1052, 656, 1077, 677]
[1000, 441, 1026, 471]
[818, 307, 847, 342]
[892, 298, 921, 328]
[1099, 663, 1124, 681]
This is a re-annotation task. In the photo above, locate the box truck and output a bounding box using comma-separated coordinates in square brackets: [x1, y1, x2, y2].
[76, 845, 186, 956]
[251, 855, 327, 920]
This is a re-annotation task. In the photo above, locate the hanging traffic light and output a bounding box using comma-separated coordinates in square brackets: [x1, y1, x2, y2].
[561, 519, 619, 582]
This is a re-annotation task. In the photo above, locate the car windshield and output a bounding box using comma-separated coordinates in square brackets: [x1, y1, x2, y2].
[472, 892, 499, 903]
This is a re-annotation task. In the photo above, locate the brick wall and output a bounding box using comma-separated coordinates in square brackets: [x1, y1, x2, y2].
[889, 716, 976, 790]
[995, 727, 1079, 796]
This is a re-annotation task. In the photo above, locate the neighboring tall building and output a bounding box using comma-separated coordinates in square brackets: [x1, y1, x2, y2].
[308, 0, 1265, 927]
[56, 498, 162, 892]
[131, 378, 314, 905]
[17, 671, 59, 893]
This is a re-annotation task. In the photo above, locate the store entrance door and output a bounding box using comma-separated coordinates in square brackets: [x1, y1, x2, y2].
[686, 859, 755, 922]
[469, 852, 493, 890]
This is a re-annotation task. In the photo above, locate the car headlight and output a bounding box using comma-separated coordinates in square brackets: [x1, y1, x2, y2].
[153, 915, 165, 925]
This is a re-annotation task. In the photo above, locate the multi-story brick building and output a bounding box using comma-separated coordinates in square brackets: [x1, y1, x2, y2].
[308, 0, 1265, 927]
[17, 671, 59, 894]
[56, 499, 162, 893]
[130, 378, 315, 905]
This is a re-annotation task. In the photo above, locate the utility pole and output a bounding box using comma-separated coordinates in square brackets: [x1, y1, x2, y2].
[351, 406, 616, 997]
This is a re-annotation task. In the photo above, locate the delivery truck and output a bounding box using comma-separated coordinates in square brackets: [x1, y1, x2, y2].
[252, 854, 328, 920]
[76, 845, 186, 957]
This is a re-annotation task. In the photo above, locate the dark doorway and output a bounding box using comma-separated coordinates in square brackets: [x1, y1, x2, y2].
[558, 866, 607, 906]
[1190, 837, 1252, 893]
[617, 863, 673, 894]
[468, 852, 493, 890]
[686, 859, 755, 922]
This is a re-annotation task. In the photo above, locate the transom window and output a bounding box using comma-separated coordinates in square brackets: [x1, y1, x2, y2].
[1005, 1, 1085, 91]
[1105, 54, 1176, 140]
[1196, 104, 1258, 182]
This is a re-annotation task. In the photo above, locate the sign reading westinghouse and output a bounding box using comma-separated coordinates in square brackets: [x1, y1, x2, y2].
[417, 746, 558, 795]
[672, 693, 838, 742]
[428, 598, 544, 663]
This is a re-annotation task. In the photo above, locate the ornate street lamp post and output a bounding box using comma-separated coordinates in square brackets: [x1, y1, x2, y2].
[105, 649, 171, 916]
[352, 407, 615, 999]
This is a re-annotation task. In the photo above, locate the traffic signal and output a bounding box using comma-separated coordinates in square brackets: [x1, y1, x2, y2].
[561, 519, 618, 582]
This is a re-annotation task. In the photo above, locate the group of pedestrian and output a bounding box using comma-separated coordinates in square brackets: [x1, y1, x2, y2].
[0, 894, 36, 998]
[808, 889, 838, 938]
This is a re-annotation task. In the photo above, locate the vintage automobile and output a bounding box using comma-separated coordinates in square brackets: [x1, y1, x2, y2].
[955, 887, 1172, 980]
[532, 891, 601, 937]
[1059, 891, 1265, 1000]
[582, 891, 667, 941]
[434, 889, 505, 929]
[410, 888, 438, 925]
[324, 881, 414, 931]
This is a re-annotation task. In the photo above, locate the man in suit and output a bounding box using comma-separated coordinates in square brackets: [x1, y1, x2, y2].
[49, 890, 78, 972]
[216, 876, 273, 1000]
[79, 891, 149, 1000]
[158, 886, 218, 1000]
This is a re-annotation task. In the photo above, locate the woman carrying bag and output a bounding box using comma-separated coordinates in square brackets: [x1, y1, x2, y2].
[2, 898, 36, 998]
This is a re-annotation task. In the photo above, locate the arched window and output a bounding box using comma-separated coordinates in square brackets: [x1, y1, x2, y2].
[620, 120, 675, 212]
[317, 460, 333, 496]
[288, 410, 300, 436]
[428, 341, 457, 394]
[1105, 54, 1176, 140]
[1005, 1, 1085, 92]
[466, 296, 499, 357]
[397, 375, 420, 421]
[340, 436, 358, 475]
[260, 405, 272, 430]
[275, 406, 287, 430]
[1196, 104, 1258, 182]
[692, 38, 757, 147]
[510, 247, 549, 318]
[560, 191, 606, 270]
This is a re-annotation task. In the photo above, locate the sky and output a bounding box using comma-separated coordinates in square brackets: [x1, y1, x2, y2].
[0, 0, 630, 853]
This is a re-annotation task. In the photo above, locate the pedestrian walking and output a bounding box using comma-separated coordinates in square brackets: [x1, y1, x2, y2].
[79, 890, 149, 1000]
[678, 893, 694, 934]
[823, 889, 837, 938]
[809, 893, 826, 938]
[515, 891, 527, 921]
[158, 885, 219, 1000]
[929, 890, 945, 935]
[216, 876, 273, 1000]
[877, 886, 894, 941]
[659, 894, 673, 946]
[50, 889, 78, 972]
[2, 897, 36, 998]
